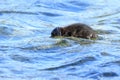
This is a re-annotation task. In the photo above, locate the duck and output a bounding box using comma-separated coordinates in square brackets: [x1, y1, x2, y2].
[51, 23, 97, 39]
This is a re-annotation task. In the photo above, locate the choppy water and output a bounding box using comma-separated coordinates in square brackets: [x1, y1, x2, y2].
[0, 0, 120, 80]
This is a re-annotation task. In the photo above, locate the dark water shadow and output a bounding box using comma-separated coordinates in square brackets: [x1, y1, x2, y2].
[0, 11, 38, 15]
[68, 1, 90, 7]
[0, 13, 2, 15]
[39, 12, 61, 17]
[0, 25, 13, 36]
[101, 72, 118, 77]
[87, 71, 118, 79]
[114, 25, 120, 30]
[0, 25, 14, 40]
[9, 54, 32, 63]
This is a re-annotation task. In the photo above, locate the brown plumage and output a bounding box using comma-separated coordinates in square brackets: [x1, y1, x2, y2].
[51, 23, 97, 39]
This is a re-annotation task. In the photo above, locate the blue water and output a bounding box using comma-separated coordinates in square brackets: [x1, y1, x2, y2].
[0, 0, 120, 80]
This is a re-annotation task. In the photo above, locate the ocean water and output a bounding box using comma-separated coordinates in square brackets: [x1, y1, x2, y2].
[0, 0, 120, 80]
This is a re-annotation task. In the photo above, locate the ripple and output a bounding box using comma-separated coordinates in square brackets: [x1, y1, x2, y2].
[0, 24, 37, 39]
[34, 1, 87, 12]
[96, 30, 118, 34]
[65, 37, 97, 45]
[56, 3, 84, 12]
[10, 69, 24, 74]
[115, 26, 120, 30]
[0, 0, 120, 80]
[0, 11, 38, 15]
[87, 72, 118, 79]
[40, 56, 96, 70]
[20, 39, 72, 52]
[50, 77, 60, 80]
[100, 60, 120, 67]
[69, 1, 90, 7]
[93, 10, 120, 19]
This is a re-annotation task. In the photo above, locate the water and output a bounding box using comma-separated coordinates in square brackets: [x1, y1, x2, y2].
[0, 0, 120, 80]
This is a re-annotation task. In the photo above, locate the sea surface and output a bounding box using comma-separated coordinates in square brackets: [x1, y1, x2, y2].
[0, 0, 120, 80]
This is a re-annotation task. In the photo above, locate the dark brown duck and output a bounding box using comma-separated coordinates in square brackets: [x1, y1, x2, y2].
[51, 23, 97, 39]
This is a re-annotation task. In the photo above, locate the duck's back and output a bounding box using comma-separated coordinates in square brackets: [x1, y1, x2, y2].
[62, 23, 97, 39]
[64, 23, 93, 32]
